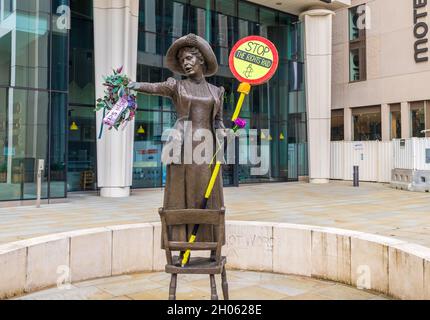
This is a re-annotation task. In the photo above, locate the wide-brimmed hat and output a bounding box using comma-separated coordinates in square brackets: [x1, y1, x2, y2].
[165, 33, 218, 77]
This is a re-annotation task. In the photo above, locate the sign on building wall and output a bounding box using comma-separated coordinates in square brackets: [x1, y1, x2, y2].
[414, 0, 429, 63]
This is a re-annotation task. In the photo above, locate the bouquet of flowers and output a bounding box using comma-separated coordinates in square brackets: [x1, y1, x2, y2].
[95, 66, 137, 134]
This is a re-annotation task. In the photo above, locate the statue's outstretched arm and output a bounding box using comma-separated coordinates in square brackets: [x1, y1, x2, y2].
[128, 77, 176, 98]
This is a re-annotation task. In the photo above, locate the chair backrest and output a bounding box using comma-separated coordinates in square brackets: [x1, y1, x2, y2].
[158, 207, 226, 265]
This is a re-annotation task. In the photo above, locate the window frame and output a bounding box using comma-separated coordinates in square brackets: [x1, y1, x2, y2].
[348, 5, 367, 83]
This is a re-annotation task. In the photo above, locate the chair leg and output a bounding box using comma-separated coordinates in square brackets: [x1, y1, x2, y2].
[210, 274, 218, 300]
[221, 267, 229, 300]
[169, 274, 177, 300]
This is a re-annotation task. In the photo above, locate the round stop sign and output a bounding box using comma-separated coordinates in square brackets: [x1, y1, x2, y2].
[229, 36, 279, 85]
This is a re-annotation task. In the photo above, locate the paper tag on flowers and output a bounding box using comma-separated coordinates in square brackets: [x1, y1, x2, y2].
[103, 96, 128, 128]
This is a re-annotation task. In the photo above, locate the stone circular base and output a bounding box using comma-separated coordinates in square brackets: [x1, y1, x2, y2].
[100, 187, 130, 198]
[310, 178, 330, 184]
[0, 221, 429, 300]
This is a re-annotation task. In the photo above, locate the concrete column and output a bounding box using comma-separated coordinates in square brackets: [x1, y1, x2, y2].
[300, 9, 335, 184]
[401, 102, 410, 139]
[94, 0, 139, 197]
[381, 103, 390, 141]
[344, 107, 352, 141]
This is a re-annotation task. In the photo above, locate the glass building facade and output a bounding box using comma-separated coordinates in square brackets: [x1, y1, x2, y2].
[134, 0, 307, 188]
[0, 0, 69, 201]
[0, 0, 307, 201]
[67, 0, 95, 191]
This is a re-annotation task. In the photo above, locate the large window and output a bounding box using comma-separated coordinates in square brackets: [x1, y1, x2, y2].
[67, 0, 96, 192]
[390, 104, 401, 140]
[69, 2, 94, 106]
[352, 106, 381, 141]
[349, 5, 366, 82]
[411, 101, 425, 138]
[0, 0, 69, 201]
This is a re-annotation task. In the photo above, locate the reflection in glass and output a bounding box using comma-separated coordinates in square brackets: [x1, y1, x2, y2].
[350, 48, 360, 82]
[52, 0, 70, 91]
[0, 88, 9, 198]
[238, 1, 257, 22]
[165, 0, 188, 39]
[67, 106, 96, 191]
[411, 102, 425, 138]
[133, 110, 163, 188]
[50, 93, 67, 198]
[349, 6, 361, 41]
[331, 109, 344, 141]
[0, 89, 49, 201]
[14, 3, 50, 89]
[190, 4, 209, 40]
[353, 107, 382, 141]
[390, 104, 401, 140]
[0, 31, 11, 86]
[69, 6, 95, 105]
[259, 8, 277, 38]
[0, 1, 69, 202]
[216, 1, 235, 16]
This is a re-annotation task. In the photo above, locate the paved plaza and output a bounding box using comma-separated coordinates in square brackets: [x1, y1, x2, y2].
[15, 270, 389, 300]
[0, 181, 429, 247]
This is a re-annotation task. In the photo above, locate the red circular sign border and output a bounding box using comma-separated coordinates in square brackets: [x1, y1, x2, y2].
[229, 35, 279, 85]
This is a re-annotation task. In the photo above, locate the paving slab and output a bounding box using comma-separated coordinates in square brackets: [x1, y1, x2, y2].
[0, 181, 429, 247]
[14, 271, 389, 300]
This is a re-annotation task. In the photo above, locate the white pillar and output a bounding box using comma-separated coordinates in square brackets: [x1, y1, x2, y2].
[401, 102, 410, 139]
[94, 0, 139, 197]
[344, 107, 352, 141]
[381, 103, 390, 141]
[300, 9, 335, 184]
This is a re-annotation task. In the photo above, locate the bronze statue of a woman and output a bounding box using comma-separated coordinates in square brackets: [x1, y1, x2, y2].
[128, 33, 225, 244]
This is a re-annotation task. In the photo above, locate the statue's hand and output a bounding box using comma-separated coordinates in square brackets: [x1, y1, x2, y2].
[215, 128, 229, 139]
[127, 82, 140, 91]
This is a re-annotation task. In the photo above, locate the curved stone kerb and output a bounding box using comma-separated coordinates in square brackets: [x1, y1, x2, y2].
[0, 221, 429, 300]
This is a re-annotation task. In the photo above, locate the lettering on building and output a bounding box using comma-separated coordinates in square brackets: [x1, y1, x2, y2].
[414, 0, 429, 63]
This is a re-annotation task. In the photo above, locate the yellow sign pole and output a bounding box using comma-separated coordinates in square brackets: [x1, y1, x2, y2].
[182, 35, 278, 267]
[209, 82, 251, 166]
[181, 161, 222, 267]
[232, 83, 251, 121]
[181, 83, 252, 267]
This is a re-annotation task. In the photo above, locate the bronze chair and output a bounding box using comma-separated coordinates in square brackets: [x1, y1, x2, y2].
[158, 207, 228, 300]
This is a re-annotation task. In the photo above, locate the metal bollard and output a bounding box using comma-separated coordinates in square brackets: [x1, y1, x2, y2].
[353, 165, 359, 187]
[36, 159, 44, 208]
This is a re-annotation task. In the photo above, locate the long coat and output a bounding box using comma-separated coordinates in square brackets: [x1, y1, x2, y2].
[137, 77, 226, 246]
